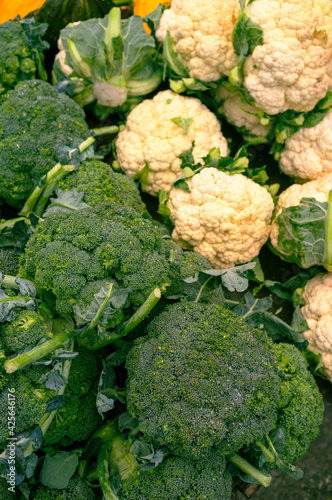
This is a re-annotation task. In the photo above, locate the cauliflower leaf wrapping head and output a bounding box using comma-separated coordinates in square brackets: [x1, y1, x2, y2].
[167, 167, 274, 269]
[270, 174, 332, 255]
[301, 272, 332, 381]
[156, 0, 240, 82]
[115, 90, 228, 196]
[279, 111, 332, 180]
[243, 0, 332, 115]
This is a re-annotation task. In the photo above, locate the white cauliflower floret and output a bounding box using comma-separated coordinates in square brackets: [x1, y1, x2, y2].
[215, 87, 271, 137]
[167, 168, 274, 269]
[301, 273, 332, 381]
[279, 110, 332, 180]
[243, 0, 332, 115]
[156, 0, 240, 82]
[270, 174, 332, 252]
[116, 90, 228, 196]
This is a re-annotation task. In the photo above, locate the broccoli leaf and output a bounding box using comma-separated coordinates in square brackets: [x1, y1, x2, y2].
[40, 451, 79, 489]
[276, 197, 327, 269]
[246, 311, 308, 350]
[118, 412, 139, 432]
[43, 189, 90, 216]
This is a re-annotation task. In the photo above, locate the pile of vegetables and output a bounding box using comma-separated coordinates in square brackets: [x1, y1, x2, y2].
[0, 1, 331, 499]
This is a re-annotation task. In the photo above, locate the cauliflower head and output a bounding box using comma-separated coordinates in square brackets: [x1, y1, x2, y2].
[116, 90, 228, 196]
[215, 87, 271, 138]
[156, 0, 240, 82]
[279, 110, 332, 180]
[270, 174, 332, 253]
[167, 168, 274, 268]
[301, 273, 332, 381]
[243, 0, 332, 115]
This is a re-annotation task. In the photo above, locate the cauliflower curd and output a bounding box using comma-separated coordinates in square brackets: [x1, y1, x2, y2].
[156, 0, 240, 81]
[280, 111, 332, 180]
[301, 273, 332, 381]
[116, 90, 228, 196]
[167, 168, 274, 269]
[243, 0, 332, 115]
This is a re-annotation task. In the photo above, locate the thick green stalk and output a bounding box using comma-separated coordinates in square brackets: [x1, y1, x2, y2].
[255, 441, 275, 463]
[23, 342, 74, 457]
[19, 163, 75, 216]
[33, 164, 75, 217]
[325, 189, 332, 271]
[4, 284, 113, 373]
[86, 287, 162, 350]
[4, 329, 77, 373]
[1, 275, 41, 296]
[97, 443, 120, 500]
[90, 126, 119, 136]
[227, 452, 272, 488]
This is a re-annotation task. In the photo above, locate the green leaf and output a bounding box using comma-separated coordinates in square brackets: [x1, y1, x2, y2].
[40, 451, 79, 489]
[276, 198, 327, 269]
[118, 412, 139, 432]
[233, 293, 272, 318]
[144, 4, 166, 37]
[171, 117, 193, 135]
[303, 349, 328, 379]
[247, 257, 264, 283]
[158, 190, 171, 218]
[163, 31, 189, 78]
[134, 162, 149, 191]
[246, 311, 308, 350]
[43, 189, 90, 217]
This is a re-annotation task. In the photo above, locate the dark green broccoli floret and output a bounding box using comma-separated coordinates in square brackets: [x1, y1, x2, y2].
[160, 239, 211, 296]
[20, 204, 172, 317]
[0, 310, 52, 354]
[269, 343, 324, 465]
[43, 348, 102, 446]
[0, 477, 13, 499]
[57, 159, 146, 214]
[0, 368, 56, 445]
[0, 19, 48, 95]
[0, 248, 21, 276]
[120, 453, 232, 500]
[32, 474, 96, 500]
[126, 301, 280, 459]
[0, 80, 89, 208]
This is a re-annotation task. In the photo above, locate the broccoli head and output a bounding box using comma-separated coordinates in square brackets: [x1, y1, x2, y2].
[270, 343, 324, 465]
[0, 80, 89, 208]
[0, 248, 21, 276]
[0, 19, 48, 95]
[126, 301, 280, 459]
[0, 366, 56, 445]
[119, 453, 232, 500]
[20, 203, 172, 317]
[0, 477, 13, 500]
[57, 159, 146, 214]
[32, 474, 96, 500]
[43, 348, 102, 447]
[0, 310, 52, 355]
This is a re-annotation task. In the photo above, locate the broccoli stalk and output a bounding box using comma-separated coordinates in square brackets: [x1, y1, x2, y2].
[19, 134, 97, 217]
[94, 420, 138, 500]
[227, 452, 272, 488]
[325, 189, 332, 271]
[4, 286, 162, 373]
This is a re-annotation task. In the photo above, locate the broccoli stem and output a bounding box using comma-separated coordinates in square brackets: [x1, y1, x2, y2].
[19, 163, 75, 217]
[90, 126, 119, 136]
[227, 452, 272, 488]
[4, 284, 113, 373]
[85, 287, 162, 350]
[4, 328, 78, 373]
[23, 342, 74, 457]
[325, 189, 332, 271]
[255, 440, 275, 463]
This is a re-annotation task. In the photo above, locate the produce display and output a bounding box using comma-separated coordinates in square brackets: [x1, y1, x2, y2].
[0, 1, 331, 499]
